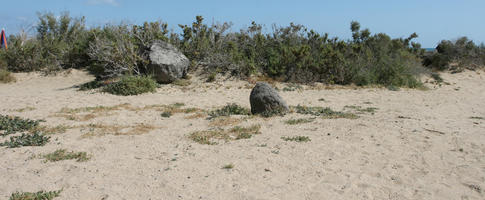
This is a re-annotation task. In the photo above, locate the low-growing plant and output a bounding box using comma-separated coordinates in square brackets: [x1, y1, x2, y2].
[0, 69, 16, 83]
[103, 76, 157, 96]
[189, 125, 261, 145]
[229, 125, 261, 139]
[282, 83, 303, 92]
[430, 72, 443, 83]
[206, 72, 216, 82]
[259, 106, 288, 118]
[0, 132, 50, 148]
[344, 105, 378, 114]
[9, 189, 62, 200]
[293, 105, 358, 119]
[284, 118, 315, 125]
[222, 163, 234, 169]
[78, 80, 104, 91]
[281, 136, 311, 142]
[172, 79, 191, 86]
[0, 115, 42, 136]
[188, 129, 224, 145]
[208, 103, 250, 119]
[43, 149, 90, 162]
[161, 111, 172, 118]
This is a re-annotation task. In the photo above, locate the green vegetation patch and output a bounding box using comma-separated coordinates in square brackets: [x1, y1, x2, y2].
[284, 118, 315, 125]
[78, 80, 104, 91]
[103, 76, 157, 96]
[0, 132, 50, 148]
[281, 136, 311, 142]
[9, 190, 62, 200]
[208, 103, 250, 119]
[0, 69, 16, 83]
[43, 149, 90, 162]
[0, 115, 42, 136]
[293, 105, 358, 119]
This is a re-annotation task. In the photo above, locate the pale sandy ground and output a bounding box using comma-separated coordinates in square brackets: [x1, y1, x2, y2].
[0, 69, 484, 200]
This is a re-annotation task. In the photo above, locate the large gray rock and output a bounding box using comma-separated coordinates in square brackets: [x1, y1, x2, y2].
[250, 82, 289, 115]
[147, 41, 189, 83]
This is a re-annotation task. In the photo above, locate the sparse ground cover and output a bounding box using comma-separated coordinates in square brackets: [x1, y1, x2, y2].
[1, 70, 485, 199]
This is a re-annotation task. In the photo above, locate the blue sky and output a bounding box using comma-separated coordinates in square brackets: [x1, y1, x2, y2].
[1, 0, 484, 47]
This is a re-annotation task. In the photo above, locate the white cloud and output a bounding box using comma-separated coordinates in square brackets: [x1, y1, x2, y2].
[87, 0, 119, 6]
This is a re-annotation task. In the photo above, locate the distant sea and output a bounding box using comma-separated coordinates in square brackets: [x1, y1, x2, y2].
[424, 48, 435, 52]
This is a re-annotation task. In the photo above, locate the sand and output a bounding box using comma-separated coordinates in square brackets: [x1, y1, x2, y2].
[0, 69, 484, 200]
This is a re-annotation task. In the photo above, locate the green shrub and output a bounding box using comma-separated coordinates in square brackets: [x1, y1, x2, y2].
[0, 12, 472, 88]
[0, 69, 15, 83]
[78, 80, 104, 91]
[9, 190, 62, 200]
[2, 12, 90, 73]
[103, 76, 157, 96]
[0, 132, 50, 148]
[423, 37, 485, 71]
[208, 103, 250, 119]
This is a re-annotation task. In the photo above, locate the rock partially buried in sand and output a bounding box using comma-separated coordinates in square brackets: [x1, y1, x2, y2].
[147, 41, 189, 83]
[250, 82, 289, 115]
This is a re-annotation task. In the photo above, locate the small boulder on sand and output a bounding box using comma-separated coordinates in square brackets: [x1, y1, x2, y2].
[249, 82, 289, 115]
[147, 41, 189, 83]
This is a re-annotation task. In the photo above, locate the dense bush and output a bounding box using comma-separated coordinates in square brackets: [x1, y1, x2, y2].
[423, 37, 485, 71]
[2, 12, 475, 88]
[0, 12, 90, 73]
[103, 76, 157, 96]
[175, 18, 424, 87]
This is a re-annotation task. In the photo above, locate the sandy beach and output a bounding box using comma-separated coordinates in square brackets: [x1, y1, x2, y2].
[1, 69, 484, 200]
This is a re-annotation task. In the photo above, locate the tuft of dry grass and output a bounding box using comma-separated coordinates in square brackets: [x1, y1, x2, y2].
[284, 118, 315, 125]
[172, 79, 192, 86]
[189, 125, 261, 145]
[53, 103, 132, 121]
[184, 112, 208, 119]
[53, 103, 204, 121]
[344, 105, 378, 114]
[11, 106, 36, 112]
[209, 117, 243, 127]
[80, 123, 157, 137]
[32, 125, 72, 135]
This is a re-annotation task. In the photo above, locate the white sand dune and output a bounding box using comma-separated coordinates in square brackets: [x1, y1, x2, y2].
[0, 69, 484, 200]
